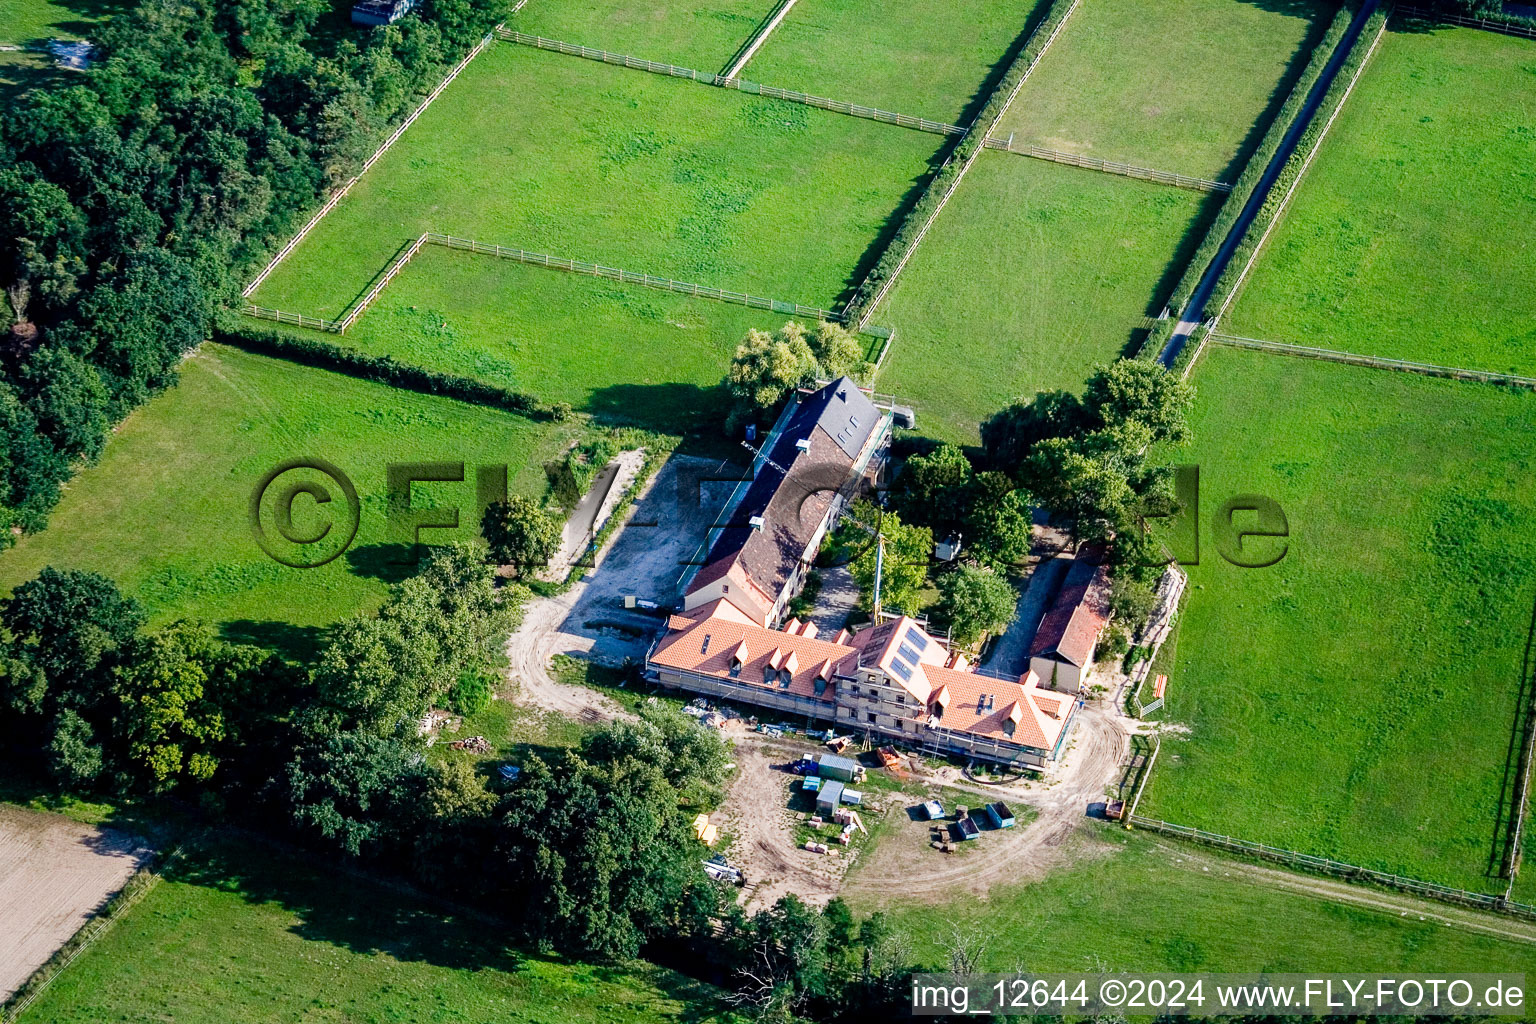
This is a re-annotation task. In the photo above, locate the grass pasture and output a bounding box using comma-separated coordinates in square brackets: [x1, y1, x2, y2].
[1142, 346, 1536, 890]
[510, 0, 772, 70]
[0, 345, 568, 658]
[16, 835, 734, 1024]
[250, 42, 941, 320]
[738, 0, 1048, 124]
[1224, 23, 1536, 376]
[874, 154, 1214, 442]
[322, 248, 823, 432]
[858, 829, 1536, 973]
[995, 0, 1332, 181]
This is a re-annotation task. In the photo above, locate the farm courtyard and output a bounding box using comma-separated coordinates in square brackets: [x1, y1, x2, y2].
[5, 0, 1536, 1017]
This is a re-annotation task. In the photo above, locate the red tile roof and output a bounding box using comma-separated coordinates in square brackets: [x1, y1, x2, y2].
[1029, 556, 1112, 667]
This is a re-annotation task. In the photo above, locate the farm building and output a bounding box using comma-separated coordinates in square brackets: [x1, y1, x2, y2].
[648, 607, 1078, 769]
[1029, 553, 1112, 692]
[681, 377, 890, 628]
[816, 780, 845, 816]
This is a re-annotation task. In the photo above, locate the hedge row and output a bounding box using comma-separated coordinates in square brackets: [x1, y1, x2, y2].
[839, 0, 1079, 324]
[216, 324, 549, 420]
[1134, 2, 1360, 363]
[1168, 1, 1390, 374]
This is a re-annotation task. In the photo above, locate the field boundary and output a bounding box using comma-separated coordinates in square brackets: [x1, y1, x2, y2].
[851, 0, 1082, 328]
[1211, 333, 1536, 389]
[1397, 4, 1536, 38]
[2, 842, 183, 1024]
[722, 0, 799, 78]
[243, 13, 518, 299]
[982, 137, 1233, 192]
[1126, 816, 1536, 921]
[496, 30, 966, 137]
[1500, 593, 1536, 896]
[240, 232, 896, 340]
[1169, 2, 1389, 375]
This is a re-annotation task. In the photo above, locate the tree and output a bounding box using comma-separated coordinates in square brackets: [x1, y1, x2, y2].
[1020, 422, 1154, 549]
[846, 503, 931, 616]
[113, 621, 232, 791]
[963, 472, 1033, 566]
[47, 709, 104, 788]
[979, 388, 1087, 476]
[731, 895, 830, 1016]
[0, 166, 87, 318]
[446, 667, 492, 716]
[935, 564, 1018, 647]
[1109, 574, 1158, 634]
[481, 496, 559, 577]
[15, 348, 112, 462]
[310, 615, 438, 737]
[1, 567, 144, 718]
[1081, 359, 1195, 445]
[727, 323, 818, 421]
[890, 444, 973, 536]
[806, 321, 868, 382]
[285, 730, 431, 857]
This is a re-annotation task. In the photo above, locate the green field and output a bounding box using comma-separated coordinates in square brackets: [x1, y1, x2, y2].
[1142, 347, 1536, 890]
[874, 153, 1213, 442]
[18, 836, 733, 1024]
[858, 829, 1536, 972]
[251, 42, 940, 318]
[739, 0, 1045, 124]
[1224, 23, 1536, 375]
[996, 0, 1330, 181]
[0, 345, 568, 657]
[325, 249, 821, 430]
[511, 0, 771, 69]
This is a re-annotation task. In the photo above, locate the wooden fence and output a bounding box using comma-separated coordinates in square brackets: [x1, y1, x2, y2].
[722, 0, 798, 79]
[1127, 815, 1536, 921]
[1500, 601, 1536, 894]
[1212, 333, 1536, 388]
[854, 0, 1083, 329]
[242, 20, 509, 298]
[337, 233, 430, 332]
[1397, 4, 1536, 38]
[983, 138, 1232, 192]
[496, 30, 964, 137]
[241, 305, 341, 332]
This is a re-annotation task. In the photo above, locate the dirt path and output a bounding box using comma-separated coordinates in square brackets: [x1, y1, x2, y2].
[0, 804, 152, 999]
[720, 734, 849, 911]
[844, 702, 1133, 902]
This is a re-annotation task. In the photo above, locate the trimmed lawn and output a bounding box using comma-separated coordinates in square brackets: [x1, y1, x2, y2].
[0, 0, 123, 99]
[331, 248, 816, 431]
[875, 153, 1214, 442]
[0, 345, 569, 657]
[250, 42, 939, 318]
[1142, 347, 1536, 890]
[510, 0, 773, 70]
[996, 0, 1331, 181]
[739, 0, 1047, 124]
[1225, 24, 1536, 376]
[857, 829, 1536, 972]
[18, 837, 734, 1024]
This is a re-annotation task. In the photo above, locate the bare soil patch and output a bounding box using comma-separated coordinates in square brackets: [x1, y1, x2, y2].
[0, 804, 151, 999]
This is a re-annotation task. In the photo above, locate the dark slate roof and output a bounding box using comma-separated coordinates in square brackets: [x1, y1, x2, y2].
[688, 378, 881, 606]
[1028, 554, 1112, 667]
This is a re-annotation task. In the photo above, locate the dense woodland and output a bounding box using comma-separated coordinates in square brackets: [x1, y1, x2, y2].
[0, 0, 506, 534]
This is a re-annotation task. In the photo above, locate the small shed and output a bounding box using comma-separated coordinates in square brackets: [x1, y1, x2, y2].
[802, 776, 822, 793]
[816, 780, 845, 816]
[816, 753, 858, 782]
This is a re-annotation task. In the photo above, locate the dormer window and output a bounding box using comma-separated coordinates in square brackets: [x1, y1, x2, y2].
[1002, 718, 1015, 738]
[778, 669, 792, 688]
[813, 675, 828, 697]
[729, 657, 742, 678]
[763, 664, 777, 684]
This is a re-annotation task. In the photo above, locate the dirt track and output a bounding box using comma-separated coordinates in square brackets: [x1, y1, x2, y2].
[0, 804, 151, 999]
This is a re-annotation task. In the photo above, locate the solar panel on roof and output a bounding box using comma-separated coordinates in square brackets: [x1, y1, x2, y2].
[896, 642, 920, 665]
[888, 659, 913, 683]
[904, 627, 929, 650]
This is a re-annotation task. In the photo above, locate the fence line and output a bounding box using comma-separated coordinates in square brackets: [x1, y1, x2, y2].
[982, 138, 1232, 192]
[243, 18, 514, 298]
[1127, 816, 1536, 921]
[1502, 596, 1536, 896]
[241, 233, 897, 339]
[496, 30, 964, 138]
[337, 232, 430, 332]
[1183, 11, 1389, 379]
[855, 0, 1082, 330]
[3, 844, 182, 1023]
[1396, 4, 1536, 38]
[1212, 333, 1536, 389]
[1123, 732, 1161, 821]
[722, 0, 798, 79]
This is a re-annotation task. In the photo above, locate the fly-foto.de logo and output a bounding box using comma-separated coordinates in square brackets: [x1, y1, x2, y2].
[249, 459, 513, 568]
